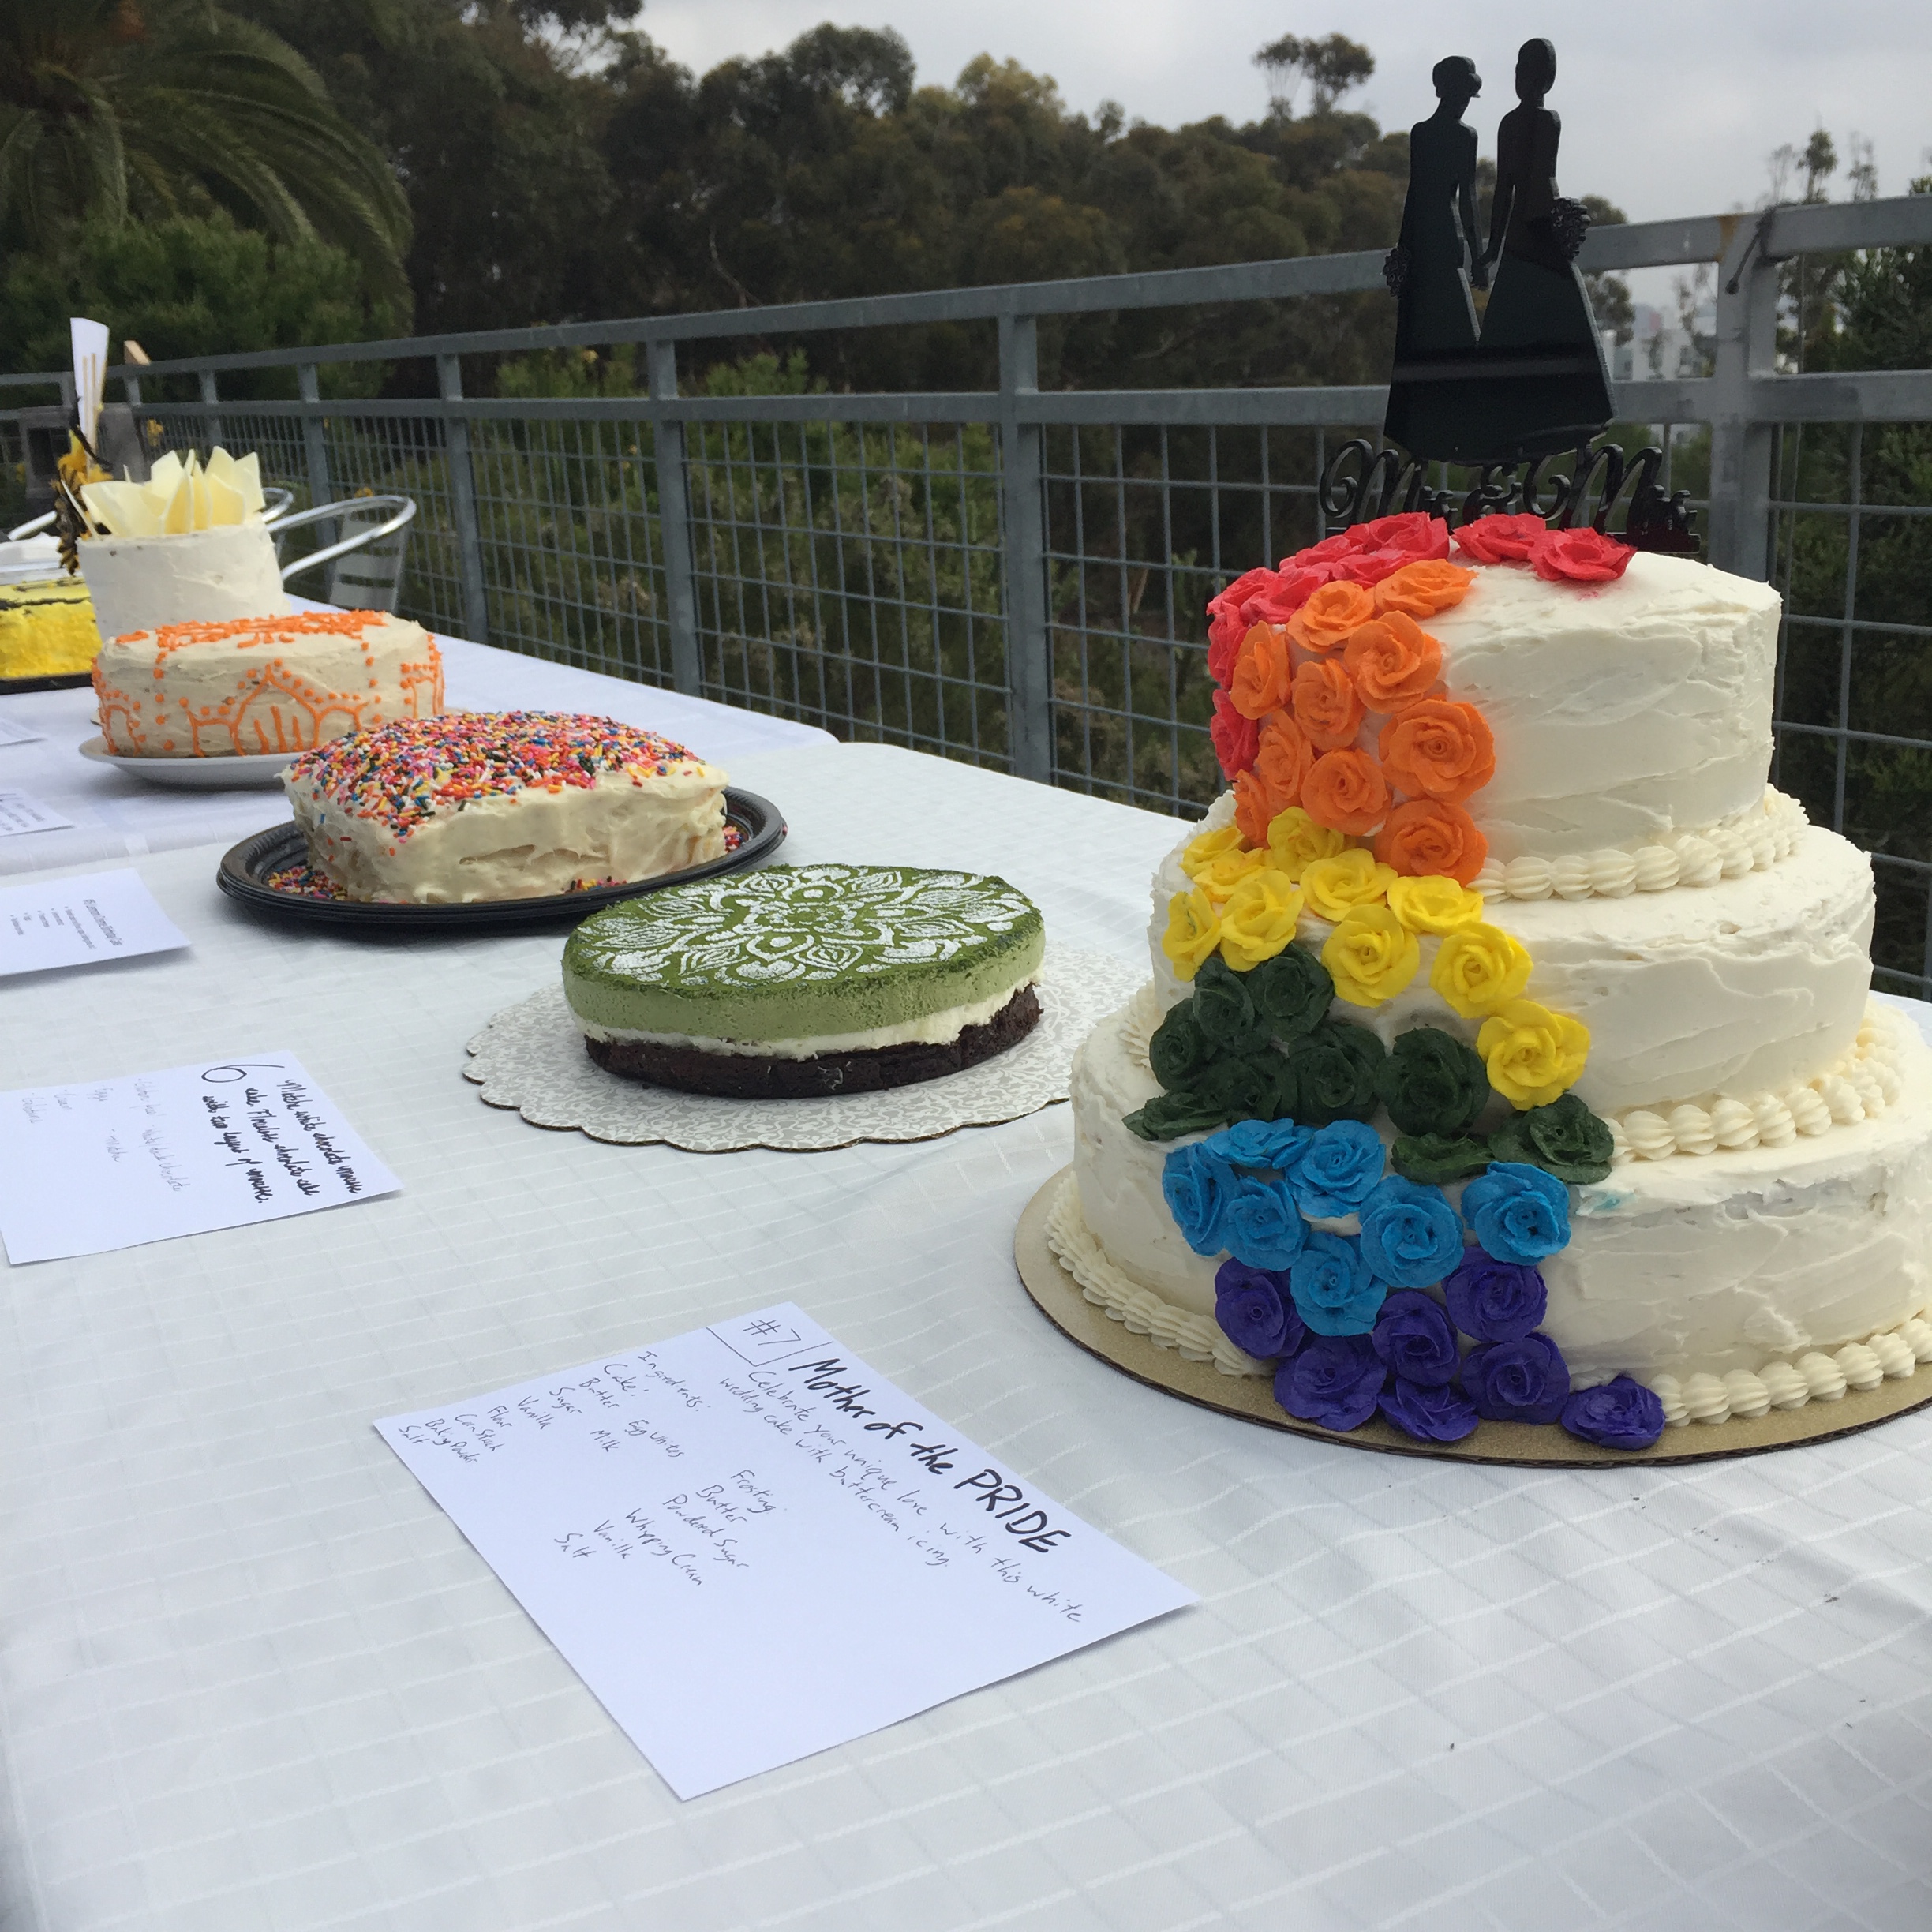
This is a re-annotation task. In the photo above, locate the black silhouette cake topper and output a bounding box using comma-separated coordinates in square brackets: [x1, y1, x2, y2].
[1383, 38, 1615, 466]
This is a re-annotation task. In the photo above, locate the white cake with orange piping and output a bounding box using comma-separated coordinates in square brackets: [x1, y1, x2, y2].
[92, 609, 444, 758]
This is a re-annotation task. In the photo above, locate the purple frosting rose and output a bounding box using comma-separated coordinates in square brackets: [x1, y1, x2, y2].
[1221, 1176, 1307, 1271]
[1369, 1289, 1459, 1387]
[1379, 1376, 1479, 1443]
[1442, 1252, 1548, 1342]
[1275, 1333, 1386, 1431]
[1559, 1375, 1666, 1451]
[1462, 1332, 1571, 1425]
[1214, 1259, 1305, 1361]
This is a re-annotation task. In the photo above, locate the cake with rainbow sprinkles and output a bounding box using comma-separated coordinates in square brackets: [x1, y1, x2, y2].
[283, 710, 727, 904]
[1050, 510, 1932, 1452]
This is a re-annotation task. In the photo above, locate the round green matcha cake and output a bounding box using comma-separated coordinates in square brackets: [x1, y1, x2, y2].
[563, 863, 1046, 1098]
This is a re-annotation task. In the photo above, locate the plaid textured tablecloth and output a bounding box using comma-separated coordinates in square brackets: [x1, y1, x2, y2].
[2, 743, 1929, 1931]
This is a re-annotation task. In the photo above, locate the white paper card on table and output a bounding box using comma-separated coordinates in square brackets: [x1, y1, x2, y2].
[0, 789, 74, 837]
[0, 869, 187, 977]
[0, 1050, 399, 1264]
[0, 715, 45, 747]
[376, 1303, 1196, 1799]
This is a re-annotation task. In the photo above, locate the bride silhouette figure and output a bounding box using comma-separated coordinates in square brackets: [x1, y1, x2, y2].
[1471, 38, 1615, 459]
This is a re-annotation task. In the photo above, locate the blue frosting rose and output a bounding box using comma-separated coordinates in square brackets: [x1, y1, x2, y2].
[1275, 1334, 1386, 1431]
[1462, 1332, 1571, 1425]
[1287, 1230, 1386, 1335]
[1369, 1289, 1459, 1387]
[1559, 1375, 1666, 1451]
[1222, 1177, 1307, 1270]
[1357, 1174, 1464, 1287]
[1161, 1142, 1238, 1256]
[1379, 1376, 1479, 1443]
[1207, 1118, 1313, 1174]
[1462, 1161, 1571, 1265]
[1214, 1259, 1305, 1360]
[1442, 1252, 1548, 1342]
[1290, 1119, 1386, 1219]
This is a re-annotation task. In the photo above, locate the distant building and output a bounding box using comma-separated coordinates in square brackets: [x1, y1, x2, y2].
[1607, 301, 1714, 382]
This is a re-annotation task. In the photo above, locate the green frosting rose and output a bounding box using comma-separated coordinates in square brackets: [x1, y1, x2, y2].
[1488, 1092, 1614, 1184]
[1282, 1021, 1385, 1127]
[1190, 957, 1269, 1054]
[1391, 1133, 1492, 1185]
[1148, 1002, 1218, 1091]
[1245, 943, 1334, 1042]
[1196, 1052, 1280, 1125]
[1375, 1024, 1490, 1137]
[1123, 1089, 1230, 1141]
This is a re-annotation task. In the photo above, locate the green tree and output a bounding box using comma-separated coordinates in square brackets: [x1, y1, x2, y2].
[0, 0, 411, 312]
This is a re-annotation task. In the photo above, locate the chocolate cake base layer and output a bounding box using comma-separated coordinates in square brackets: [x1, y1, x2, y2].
[584, 984, 1042, 1098]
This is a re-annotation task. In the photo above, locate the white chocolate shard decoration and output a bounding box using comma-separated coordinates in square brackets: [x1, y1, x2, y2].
[82, 447, 267, 540]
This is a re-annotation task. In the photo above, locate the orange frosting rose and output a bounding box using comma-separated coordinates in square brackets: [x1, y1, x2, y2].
[1288, 580, 1377, 653]
[1290, 657, 1365, 751]
[1373, 560, 1476, 619]
[1232, 713, 1317, 843]
[1229, 620, 1294, 719]
[1372, 799, 1489, 884]
[1342, 612, 1443, 711]
[1378, 698, 1496, 805]
[1300, 747, 1391, 837]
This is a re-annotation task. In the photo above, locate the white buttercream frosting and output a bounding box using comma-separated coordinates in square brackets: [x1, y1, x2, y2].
[1419, 553, 1783, 861]
[80, 522, 290, 643]
[577, 977, 1035, 1058]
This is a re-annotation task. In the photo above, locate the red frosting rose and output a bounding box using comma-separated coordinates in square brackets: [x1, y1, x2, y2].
[1210, 687, 1260, 779]
[1285, 534, 1358, 571]
[1207, 605, 1247, 685]
[1243, 565, 1324, 624]
[1528, 526, 1636, 583]
[1453, 513, 1547, 564]
[1350, 512, 1451, 561]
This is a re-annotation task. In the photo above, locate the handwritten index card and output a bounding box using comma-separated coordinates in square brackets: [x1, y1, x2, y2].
[0, 1050, 399, 1263]
[376, 1303, 1196, 1798]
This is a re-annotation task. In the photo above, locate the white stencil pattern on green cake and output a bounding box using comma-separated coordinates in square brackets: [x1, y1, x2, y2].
[590, 865, 1036, 987]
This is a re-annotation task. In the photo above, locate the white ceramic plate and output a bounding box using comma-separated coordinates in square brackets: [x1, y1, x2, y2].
[79, 736, 297, 788]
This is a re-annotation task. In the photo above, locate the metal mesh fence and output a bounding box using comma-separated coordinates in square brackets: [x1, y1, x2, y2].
[1768, 417, 1932, 998]
[685, 418, 1009, 762]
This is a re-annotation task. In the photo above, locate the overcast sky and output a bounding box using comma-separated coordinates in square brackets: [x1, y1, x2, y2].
[641, 0, 1931, 227]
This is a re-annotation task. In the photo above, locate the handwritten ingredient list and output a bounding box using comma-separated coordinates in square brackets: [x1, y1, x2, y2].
[377, 1304, 1194, 1798]
[0, 1050, 399, 1263]
[0, 869, 187, 977]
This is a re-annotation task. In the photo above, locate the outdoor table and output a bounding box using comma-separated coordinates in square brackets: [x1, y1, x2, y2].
[3, 740, 1930, 1931]
[0, 620, 833, 877]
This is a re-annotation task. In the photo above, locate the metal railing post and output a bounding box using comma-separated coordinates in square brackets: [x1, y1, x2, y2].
[197, 369, 223, 452]
[1705, 219, 1779, 578]
[296, 365, 335, 549]
[436, 353, 492, 646]
[646, 339, 704, 696]
[998, 313, 1054, 783]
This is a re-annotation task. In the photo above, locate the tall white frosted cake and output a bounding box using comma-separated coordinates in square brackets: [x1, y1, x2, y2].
[1052, 512, 1932, 1450]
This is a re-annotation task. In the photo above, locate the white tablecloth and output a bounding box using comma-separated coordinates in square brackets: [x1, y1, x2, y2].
[3, 742, 1931, 1931]
[0, 631, 833, 877]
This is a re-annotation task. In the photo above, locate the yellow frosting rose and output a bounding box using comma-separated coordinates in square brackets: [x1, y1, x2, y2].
[1194, 846, 1271, 901]
[1182, 824, 1246, 878]
[1429, 922, 1533, 1017]
[1320, 905, 1421, 1007]
[1301, 847, 1398, 923]
[1264, 806, 1350, 882]
[1387, 874, 1486, 935]
[1477, 1000, 1592, 1109]
[1162, 887, 1223, 979]
[1218, 868, 1305, 971]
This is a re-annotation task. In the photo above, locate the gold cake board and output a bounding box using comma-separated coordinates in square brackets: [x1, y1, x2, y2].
[1013, 1167, 1932, 1468]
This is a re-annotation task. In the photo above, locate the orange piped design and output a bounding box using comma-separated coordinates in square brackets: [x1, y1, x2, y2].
[92, 612, 444, 758]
